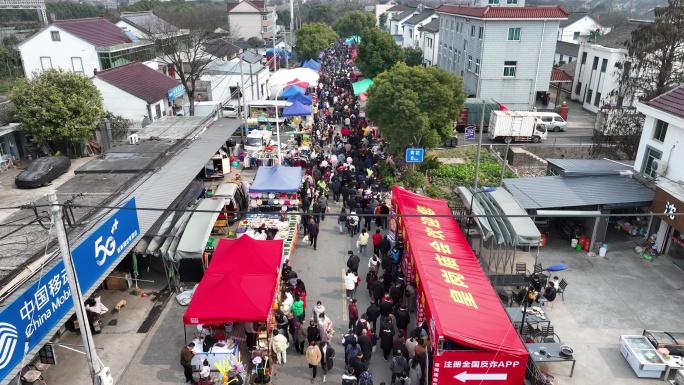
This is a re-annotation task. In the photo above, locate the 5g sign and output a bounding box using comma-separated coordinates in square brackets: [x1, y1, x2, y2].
[73, 200, 140, 291]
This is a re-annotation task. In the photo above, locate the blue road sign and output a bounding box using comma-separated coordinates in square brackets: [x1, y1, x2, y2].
[405, 148, 425, 163]
[465, 127, 475, 140]
[0, 199, 139, 382]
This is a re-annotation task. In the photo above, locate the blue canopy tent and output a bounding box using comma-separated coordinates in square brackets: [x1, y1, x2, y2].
[280, 85, 305, 98]
[250, 165, 303, 193]
[287, 93, 312, 105]
[302, 59, 321, 72]
[281, 101, 312, 117]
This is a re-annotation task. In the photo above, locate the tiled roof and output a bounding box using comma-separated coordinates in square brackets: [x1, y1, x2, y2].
[119, 11, 177, 35]
[95, 62, 182, 104]
[436, 5, 570, 19]
[203, 38, 241, 58]
[53, 18, 131, 47]
[550, 68, 573, 82]
[392, 8, 416, 21]
[404, 9, 435, 25]
[227, 0, 265, 12]
[419, 19, 439, 33]
[645, 85, 684, 120]
[387, 4, 410, 12]
[559, 11, 601, 27]
[590, 20, 646, 49]
[556, 41, 579, 57]
[556, 60, 576, 77]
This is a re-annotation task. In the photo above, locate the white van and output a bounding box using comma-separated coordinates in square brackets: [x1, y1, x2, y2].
[213, 181, 247, 222]
[533, 112, 567, 132]
[244, 130, 274, 152]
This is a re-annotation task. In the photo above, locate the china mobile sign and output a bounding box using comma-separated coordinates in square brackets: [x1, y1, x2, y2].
[0, 199, 139, 380]
[433, 351, 525, 384]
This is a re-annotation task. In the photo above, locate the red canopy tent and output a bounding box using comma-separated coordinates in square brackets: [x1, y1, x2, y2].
[286, 78, 309, 90]
[183, 237, 283, 325]
[392, 186, 527, 385]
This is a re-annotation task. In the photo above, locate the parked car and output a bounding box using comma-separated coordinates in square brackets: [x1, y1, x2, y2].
[644, 330, 684, 356]
[533, 112, 567, 132]
[15, 156, 71, 188]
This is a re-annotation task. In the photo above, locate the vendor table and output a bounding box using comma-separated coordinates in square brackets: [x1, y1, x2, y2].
[237, 214, 299, 262]
[506, 306, 551, 327]
[662, 355, 684, 380]
[526, 343, 576, 377]
[191, 338, 240, 368]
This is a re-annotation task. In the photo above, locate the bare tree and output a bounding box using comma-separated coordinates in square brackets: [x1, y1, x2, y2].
[149, 6, 231, 116]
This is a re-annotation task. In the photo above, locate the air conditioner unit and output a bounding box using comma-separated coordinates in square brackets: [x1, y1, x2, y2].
[652, 159, 668, 176]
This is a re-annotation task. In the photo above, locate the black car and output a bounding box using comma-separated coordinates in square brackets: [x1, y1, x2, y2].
[15, 156, 71, 188]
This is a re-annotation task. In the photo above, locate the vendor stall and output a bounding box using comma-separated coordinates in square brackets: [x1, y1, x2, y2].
[175, 198, 226, 281]
[392, 186, 528, 385]
[184, 236, 283, 382]
[203, 149, 231, 179]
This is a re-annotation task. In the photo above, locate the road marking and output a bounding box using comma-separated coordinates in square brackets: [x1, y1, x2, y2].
[342, 268, 348, 322]
[454, 372, 507, 382]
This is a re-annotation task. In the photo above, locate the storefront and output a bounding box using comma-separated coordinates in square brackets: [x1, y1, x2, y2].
[652, 181, 684, 270]
[392, 187, 528, 385]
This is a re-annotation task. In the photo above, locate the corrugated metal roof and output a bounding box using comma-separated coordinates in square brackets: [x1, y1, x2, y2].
[504, 175, 654, 209]
[547, 158, 633, 177]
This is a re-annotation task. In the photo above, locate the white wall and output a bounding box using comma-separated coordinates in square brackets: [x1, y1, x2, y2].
[422, 31, 438, 66]
[375, 3, 395, 27]
[571, 43, 625, 113]
[228, 2, 265, 40]
[93, 77, 151, 121]
[19, 27, 100, 78]
[557, 16, 605, 43]
[634, 103, 684, 180]
[202, 68, 270, 105]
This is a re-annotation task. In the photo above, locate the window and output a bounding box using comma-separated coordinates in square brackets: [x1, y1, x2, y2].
[463, 40, 467, 50]
[508, 28, 521, 41]
[559, 54, 564, 63]
[71, 57, 83, 75]
[40, 57, 52, 70]
[594, 92, 601, 107]
[471, 25, 475, 37]
[503, 61, 517, 77]
[643, 147, 662, 178]
[653, 119, 669, 142]
[573, 32, 580, 40]
[488, 0, 500, 3]
[586, 89, 593, 103]
[581, 52, 587, 64]
[467, 55, 472, 70]
[427, 37, 433, 48]
[507, 0, 518, 3]
[478, 27, 483, 39]
[261, 25, 273, 33]
[601, 58, 608, 73]
[475, 58, 480, 74]
[261, 13, 271, 20]
[51, 31, 60, 41]
[575, 81, 582, 95]
[592, 57, 599, 70]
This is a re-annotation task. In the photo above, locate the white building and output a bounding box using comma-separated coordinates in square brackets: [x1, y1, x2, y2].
[18, 17, 157, 79]
[199, 56, 270, 105]
[93, 61, 186, 122]
[226, 0, 276, 40]
[389, 7, 418, 44]
[420, 19, 439, 66]
[633, 86, 684, 269]
[372, 1, 398, 28]
[571, 21, 644, 113]
[383, 4, 411, 32]
[555, 40, 579, 66]
[557, 12, 606, 43]
[401, 7, 437, 48]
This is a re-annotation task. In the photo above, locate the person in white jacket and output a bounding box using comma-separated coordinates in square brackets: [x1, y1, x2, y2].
[344, 270, 358, 300]
[280, 290, 294, 315]
[271, 329, 289, 364]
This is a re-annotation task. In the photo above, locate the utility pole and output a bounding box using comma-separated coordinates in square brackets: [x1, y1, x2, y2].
[473, 100, 486, 189]
[239, 57, 248, 145]
[48, 192, 108, 385]
[285, 30, 289, 69]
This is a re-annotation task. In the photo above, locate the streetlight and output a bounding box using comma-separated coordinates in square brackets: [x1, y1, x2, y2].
[274, 86, 285, 162]
[465, 187, 497, 241]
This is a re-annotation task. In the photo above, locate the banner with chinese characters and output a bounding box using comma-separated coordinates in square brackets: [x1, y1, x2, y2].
[432, 351, 526, 385]
[391, 186, 527, 375]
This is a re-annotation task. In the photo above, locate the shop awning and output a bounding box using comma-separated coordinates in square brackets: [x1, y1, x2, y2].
[352, 78, 373, 96]
[174, 198, 225, 261]
[392, 186, 527, 356]
[282, 100, 312, 117]
[183, 237, 283, 324]
[249, 165, 302, 193]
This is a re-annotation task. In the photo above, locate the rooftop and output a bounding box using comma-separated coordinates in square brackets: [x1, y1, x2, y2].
[436, 5, 570, 19]
[94, 62, 182, 104]
[203, 38, 241, 59]
[419, 18, 439, 33]
[392, 8, 417, 21]
[119, 11, 179, 35]
[546, 158, 634, 177]
[590, 20, 647, 49]
[556, 40, 580, 57]
[404, 9, 435, 25]
[53, 18, 131, 47]
[135, 116, 213, 140]
[556, 60, 576, 77]
[550, 68, 573, 82]
[386, 4, 411, 12]
[559, 11, 601, 28]
[226, 0, 266, 12]
[645, 85, 684, 120]
[504, 175, 654, 210]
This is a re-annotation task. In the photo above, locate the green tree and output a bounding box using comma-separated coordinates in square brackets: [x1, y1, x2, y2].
[10, 69, 104, 145]
[378, 13, 387, 31]
[276, 9, 291, 26]
[403, 46, 423, 66]
[356, 28, 404, 79]
[295, 22, 338, 60]
[365, 63, 465, 153]
[303, 4, 334, 24]
[248, 36, 264, 48]
[332, 10, 376, 38]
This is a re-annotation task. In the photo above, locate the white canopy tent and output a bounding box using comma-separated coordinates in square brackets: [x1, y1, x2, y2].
[269, 68, 320, 96]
